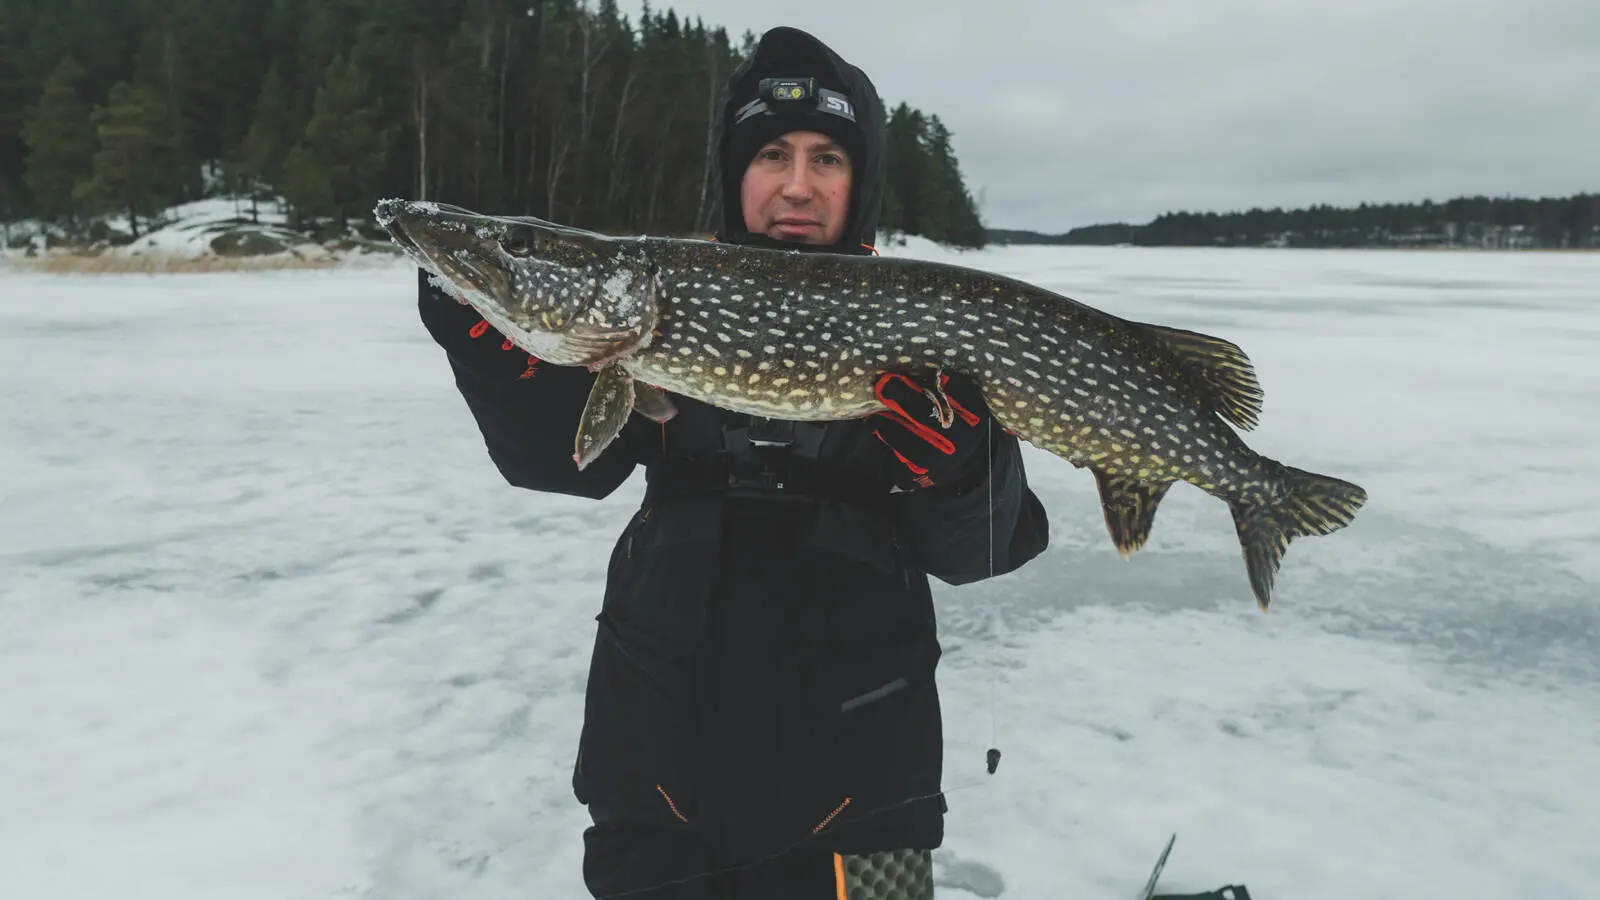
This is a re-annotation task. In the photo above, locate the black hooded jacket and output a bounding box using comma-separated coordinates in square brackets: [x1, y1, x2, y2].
[712, 26, 889, 252]
[416, 26, 1048, 869]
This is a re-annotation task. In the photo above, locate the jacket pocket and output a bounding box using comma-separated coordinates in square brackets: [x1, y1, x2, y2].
[574, 608, 701, 828]
[800, 623, 945, 834]
[578, 503, 722, 827]
[601, 503, 721, 655]
[808, 626, 942, 718]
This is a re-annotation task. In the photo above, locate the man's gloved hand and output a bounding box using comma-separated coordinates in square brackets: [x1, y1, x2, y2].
[417, 268, 541, 381]
[871, 370, 994, 490]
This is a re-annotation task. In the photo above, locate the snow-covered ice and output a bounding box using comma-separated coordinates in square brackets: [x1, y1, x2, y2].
[2, 243, 1595, 899]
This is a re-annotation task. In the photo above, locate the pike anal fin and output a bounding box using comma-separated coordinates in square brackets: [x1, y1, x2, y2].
[1092, 470, 1175, 557]
[574, 366, 636, 470]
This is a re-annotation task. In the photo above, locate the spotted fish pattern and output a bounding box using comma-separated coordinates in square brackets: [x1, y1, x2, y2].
[375, 199, 1368, 610]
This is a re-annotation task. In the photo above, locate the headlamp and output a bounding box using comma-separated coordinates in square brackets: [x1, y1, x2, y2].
[760, 77, 816, 103]
[734, 76, 856, 127]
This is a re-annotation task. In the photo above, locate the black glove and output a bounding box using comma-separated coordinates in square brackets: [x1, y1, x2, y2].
[871, 370, 993, 490]
[416, 268, 541, 381]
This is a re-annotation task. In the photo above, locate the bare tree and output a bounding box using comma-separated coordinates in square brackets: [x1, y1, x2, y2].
[694, 34, 722, 232]
[411, 44, 431, 199]
[604, 66, 640, 223]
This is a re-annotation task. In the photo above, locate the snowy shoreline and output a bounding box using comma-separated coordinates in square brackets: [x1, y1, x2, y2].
[4, 198, 1595, 278]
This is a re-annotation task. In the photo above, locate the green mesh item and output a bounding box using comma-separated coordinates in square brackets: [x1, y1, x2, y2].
[840, 848, 934, 900]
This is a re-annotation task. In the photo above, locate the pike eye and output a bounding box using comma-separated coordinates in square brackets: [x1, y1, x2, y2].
[500, 227, 539, 257]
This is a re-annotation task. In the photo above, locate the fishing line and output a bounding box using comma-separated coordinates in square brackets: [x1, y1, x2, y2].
[985, 416, 1001, 774]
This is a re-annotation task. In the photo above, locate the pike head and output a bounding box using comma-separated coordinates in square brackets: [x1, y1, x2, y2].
[374, 199, 661, 369]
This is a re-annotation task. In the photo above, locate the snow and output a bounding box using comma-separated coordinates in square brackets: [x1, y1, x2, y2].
[119, 198, 289, 255]
[2, 245, 1596, 899]
[0, 197, 388, 263]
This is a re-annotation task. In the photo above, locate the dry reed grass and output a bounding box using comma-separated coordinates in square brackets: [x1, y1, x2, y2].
[4, 249, 397, 275]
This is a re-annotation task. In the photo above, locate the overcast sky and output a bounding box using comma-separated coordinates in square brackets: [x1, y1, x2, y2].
[620, 0, 1599, 231]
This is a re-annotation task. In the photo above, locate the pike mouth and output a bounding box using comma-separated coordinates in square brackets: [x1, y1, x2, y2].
[374, 199, 511, 309]
[375, 199, 419, 249]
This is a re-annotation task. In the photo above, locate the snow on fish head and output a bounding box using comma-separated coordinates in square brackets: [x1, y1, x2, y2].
[374, 200, 660, 368]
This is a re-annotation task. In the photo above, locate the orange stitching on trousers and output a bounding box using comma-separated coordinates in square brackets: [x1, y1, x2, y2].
[655, 784, 688, 823]
[812, 796, 852, 834]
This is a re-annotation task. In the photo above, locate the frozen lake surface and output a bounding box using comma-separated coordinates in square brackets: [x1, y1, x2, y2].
[2, 244, 1595, 899]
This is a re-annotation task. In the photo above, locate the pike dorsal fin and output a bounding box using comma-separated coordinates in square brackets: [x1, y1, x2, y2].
[1135, 323, 1264, 430]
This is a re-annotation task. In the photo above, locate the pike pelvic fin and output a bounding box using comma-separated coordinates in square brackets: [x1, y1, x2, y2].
[1092, 470, 1175, 557]
[632, 382, 679, 423]
[1134, 323, 1265, 431]
[1229, 462, 1368, 610]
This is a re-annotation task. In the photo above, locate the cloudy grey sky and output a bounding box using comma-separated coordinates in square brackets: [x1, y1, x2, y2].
[621, 0, 1599, 231]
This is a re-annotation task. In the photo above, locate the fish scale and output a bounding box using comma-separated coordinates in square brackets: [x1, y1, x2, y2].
[376, 199, 1367, 610]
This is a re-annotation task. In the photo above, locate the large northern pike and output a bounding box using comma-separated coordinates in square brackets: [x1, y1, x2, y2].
[375, 199, 1366, 610]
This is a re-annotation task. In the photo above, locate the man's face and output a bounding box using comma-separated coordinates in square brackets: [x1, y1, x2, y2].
[739, 130, 852, 245]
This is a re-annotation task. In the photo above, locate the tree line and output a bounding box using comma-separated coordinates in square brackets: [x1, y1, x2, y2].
[996, 193, 1600, 249]
[2, 0, 988, 247]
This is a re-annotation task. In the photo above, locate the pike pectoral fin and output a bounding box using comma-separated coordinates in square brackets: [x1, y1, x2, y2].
[574, 366, 636, 470]
[1092, 471, 1175, 557]
[1229, 463, 1368, 611]
[632, 383, 678, 423]
[570, 332, 643, 372]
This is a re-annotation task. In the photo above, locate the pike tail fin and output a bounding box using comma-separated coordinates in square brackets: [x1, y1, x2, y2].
[1229, 464, 1367, 610]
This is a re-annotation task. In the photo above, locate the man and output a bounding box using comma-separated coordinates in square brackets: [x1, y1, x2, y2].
[416, 26, 1049, 899]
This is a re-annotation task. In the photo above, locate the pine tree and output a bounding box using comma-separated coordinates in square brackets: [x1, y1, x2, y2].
[282, 55, 393, 231]
[21, 57, 96, 227]
[437, 19, 507, 210]
[74, 80, 181, 238]
[165, 0, 275, 165]
[0, 0, 41, 221]
[923, 115, 986, 248]
[132, 24, 201, 203]
[882, 103, 929, 237]
[233, 64, 293, 222]
[280, 142, 333, 230]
